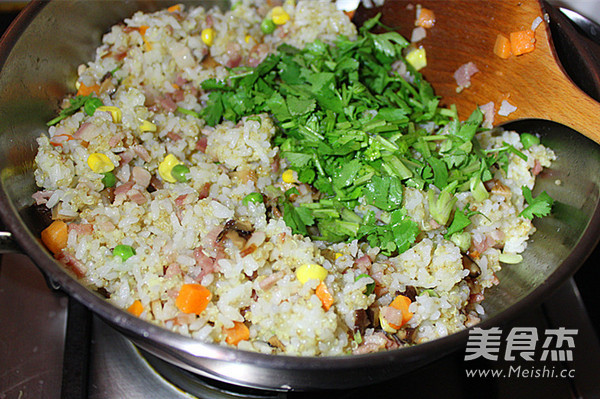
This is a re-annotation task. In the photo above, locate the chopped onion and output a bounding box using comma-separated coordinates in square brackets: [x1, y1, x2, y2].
[411, 27, 426, 43]
[498, 99, 517, 116]
[531, 16, 543, 31]
[498, 253, 523, 264]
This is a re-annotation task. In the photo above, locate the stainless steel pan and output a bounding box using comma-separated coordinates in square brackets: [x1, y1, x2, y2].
[1, 0, 600, 390]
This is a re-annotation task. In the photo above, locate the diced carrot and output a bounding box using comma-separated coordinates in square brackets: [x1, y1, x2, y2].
[510, 30, 536, 56]
[76, 83, 100, 97]
[167, 4, 181, 13]
[50, 133, 75, 147]
[343, 9, 356, 20]
[41, 220, 68, 255]
[416, 7, 435, 29]
[127, 300, 144, 317]
[315, 282, 334, 311]
[137, 25, 149, 36]
[223, 321, 250, 346]
[175, 283, 212, 315]
[388, 294, 413, 329]
[493, 34, 512, 59]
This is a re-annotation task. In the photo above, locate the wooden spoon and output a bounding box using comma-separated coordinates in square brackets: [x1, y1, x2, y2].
[353, 0, 600, 144]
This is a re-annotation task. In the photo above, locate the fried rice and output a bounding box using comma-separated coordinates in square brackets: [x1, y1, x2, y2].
[32, 0, 556, 356]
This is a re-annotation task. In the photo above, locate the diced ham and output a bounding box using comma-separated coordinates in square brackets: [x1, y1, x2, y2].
[128, 189, 147, 205]
[171, 89, 185, 102]
[174, 75, 188, 87]
[205, 14, 214, 28]
[479, 101, 495, 129]
[352, 331, 399, 355]
[131, 166, 151, 188]
[465, 313, 481, 328]
[97, 220, 115, 232]
[167, 131, 182, 141]
[131, 145, 152, 163]
[116, 164, 131, 183]
[454, 61, 479, 90]
[380, 305, 404, 327]
[149, 176, 163, 191]
[472, 236, 490, 254]
[55, 252, 86, 278]
[489, 228, 505, 243]
[158, 95, 178, 112]
[73, 122, 100, 141]
[225, 42, 242, 68]
[108, 132, 125, 147]
[203, 225, 223, 247]
[164, 263, 182, 278]
[248, 43, 269, 67]
[32, 190, 53, 205]
[114, 181, 135, 196]
[469, 292, 485, 304]
[258, 271, 285, 290]
[198, 182, 211, 199]
[174, 194, 188, 207]
[193, 247, 217, 281]
[532, 159, 542, 176]
[68, 223, 93, 236]
[354, 254, 372, 272]
[119, 150, 135, 165]
[196, 136, 208, 152]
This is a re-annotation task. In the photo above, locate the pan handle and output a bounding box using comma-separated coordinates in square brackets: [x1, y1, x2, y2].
[0, 220, 21, 254]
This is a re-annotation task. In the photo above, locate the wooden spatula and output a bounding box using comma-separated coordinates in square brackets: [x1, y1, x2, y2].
[353, 0, 600, 144]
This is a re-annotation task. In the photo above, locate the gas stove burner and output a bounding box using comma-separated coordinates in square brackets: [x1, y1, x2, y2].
[139, 349, 286, 399]
[88, 316, 294, 399]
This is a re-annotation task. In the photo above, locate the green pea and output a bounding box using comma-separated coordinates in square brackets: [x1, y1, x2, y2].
[421, 289, 439, 298]
[261, 18, 276, 34]
[101, 172, 117, 188]
[113, 244, 136, 261]
[84, 97, 103, 116]
[355, 273, 375, 295]
[242, 192, 264, 206]
[171, 164, 190, 183]
[449, 231, 471, 253]
[520, 133, 540, 150]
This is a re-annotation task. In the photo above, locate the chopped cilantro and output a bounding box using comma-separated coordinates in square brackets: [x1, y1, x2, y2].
[192, 14, 552, 255]
[519, 186, 554, 219]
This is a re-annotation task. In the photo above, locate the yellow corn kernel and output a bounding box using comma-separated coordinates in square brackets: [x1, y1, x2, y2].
[282, 169, 296, 183]
[87, 153, 115, 173]
[334, 252, 343, 260]
[271, 6, 290, 25]
[406, 47, 427, 71]
[139, 119, 157, 132]
[97, 106, 122, 123]
[379, 311, 398, 334]
[201, 28, 216, 46]
[296, 263, 328, 285]
[158, 154, 181, 183]
[245, 34, 253, 44]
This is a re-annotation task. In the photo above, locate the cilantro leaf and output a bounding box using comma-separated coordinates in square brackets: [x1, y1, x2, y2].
[519, 186, 554, 219]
